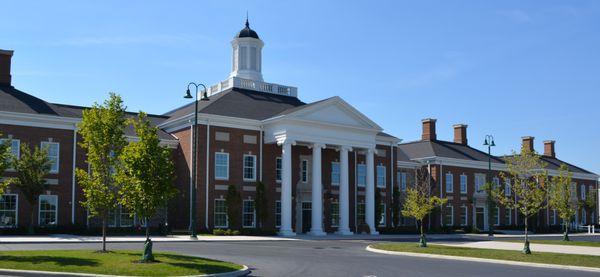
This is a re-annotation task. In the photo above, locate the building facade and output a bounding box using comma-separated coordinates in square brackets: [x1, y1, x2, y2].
[0, 21, 598, 235]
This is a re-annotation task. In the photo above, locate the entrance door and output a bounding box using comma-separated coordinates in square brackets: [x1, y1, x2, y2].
[476, 207, 485, 231]
[302, 202, 312, 233]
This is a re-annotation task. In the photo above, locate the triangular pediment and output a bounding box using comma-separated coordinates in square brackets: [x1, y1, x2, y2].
[279, 97, 382, 131]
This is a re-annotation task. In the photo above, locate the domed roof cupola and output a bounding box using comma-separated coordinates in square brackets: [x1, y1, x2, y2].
[236, 18, 260, 39]
[229, 16, 264, 81]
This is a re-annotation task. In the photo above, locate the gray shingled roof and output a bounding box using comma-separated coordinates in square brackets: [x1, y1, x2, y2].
[398, 140, 505, 163]
[501, 154, 595, 175]
[163, 87, 306, 120]
[0, 85, 175, 141]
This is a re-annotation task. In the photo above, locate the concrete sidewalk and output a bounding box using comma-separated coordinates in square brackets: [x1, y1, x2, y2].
[434, 240, 600, 256]
[0, 234, 298, 243]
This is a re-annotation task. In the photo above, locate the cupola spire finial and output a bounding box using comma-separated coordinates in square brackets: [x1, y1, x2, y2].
[245, 11, 249, 28]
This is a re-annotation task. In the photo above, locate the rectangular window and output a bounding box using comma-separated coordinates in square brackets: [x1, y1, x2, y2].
[444, 205, 454, 226]
[357, 203, 366, 225]
[379, 203, 386, 227]
[357, 164, 366, 187]
[494, 207, 500, 226]
[445, 173, 454, 193]
[0, 194, 18, 227]
[581, 184, 586, 200]
[242, 200, 255, 228]
[460, 174, 468, 194]
[550, 209, 557, 226]
[401, 172, 407, 191]
[331, 162, 340, 186]
[582, 209, 587, 225]
[214, 199, 228, 228]
[301, 159, 308, 183]
[276, 157, 282, 182]
[493, 177, 500, 189]
[215, 152, 229, 180]
[376, 166, 386, 188]
[331, 202, 339, 227]
[41, 142, 59, 173]
[505, 208, 512, 225]
[39, 195, 58, 226]
[275, 201, 281, 227]
[243, 155, 256, 181]
[460, 206, 468, 226]
[475, 174, 486, 192]
[504, 179, 511, 196]
[119, 206, 133, 227]
[0, 139, 19, 169]
[107, 208, 117, 227]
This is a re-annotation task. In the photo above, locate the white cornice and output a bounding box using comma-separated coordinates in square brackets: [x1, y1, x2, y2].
[0, 111, 80, 130]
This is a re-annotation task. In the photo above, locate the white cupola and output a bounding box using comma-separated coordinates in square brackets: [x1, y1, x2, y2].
[229, 18, 264, 81]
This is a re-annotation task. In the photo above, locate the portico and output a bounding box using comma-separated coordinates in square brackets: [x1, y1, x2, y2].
[262, 96, 384, 236]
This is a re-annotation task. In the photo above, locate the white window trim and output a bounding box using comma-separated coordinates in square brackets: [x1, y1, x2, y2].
[504, 180, 512, 196]
[242, 154, 257, 182]
[552, 209, 557, 225]
[401, 172, 407, 191]
[275, 157, 282, 183]
[214, 152, 229, 180]
[460, 174, 468, 194]
[475, 174, 486, 193]
[38, 194, 58, 226]
[506, 208, 512, 225]
[445, 173, 454, 193]
[0, 194, 18, 228]
[301, 159, 308, 183]
[376, 165, 386, 188]
[41, 141, 60, 174]
[581, 184, 586, 200]
[119, 205, 133, 228]
[445, 205, 454, 226]
[460, 205, 468, 226]
[214, 199, 228, 228]
[494, 207, 500, 226]
[331, 162, 340, 186]
[357, 164, 366, 187]
[1, 139, 19, 171]
[242, 200, 256, 228]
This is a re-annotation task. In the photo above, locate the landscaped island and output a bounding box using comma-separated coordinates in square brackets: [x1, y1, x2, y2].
[0, 250, 244, 276]
[370, 243, 600, 269]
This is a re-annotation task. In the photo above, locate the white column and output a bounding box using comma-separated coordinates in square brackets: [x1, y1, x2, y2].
[366, 148, 379, 235]
[336, 146, 353, 235]
[309, 143, 326, 236]
[279, 140, 295, 236]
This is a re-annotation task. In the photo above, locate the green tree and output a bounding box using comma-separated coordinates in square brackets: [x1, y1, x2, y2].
[547, 164, 577, 241]
[9, 143, 51, 233]
[225, 185, 241, 230]
[117, 112, 177, 262]
[392, 183, 401, 227]
[76, 93, 127, 252]
[491, 147, 548, 254]
[579, 187, 596, 226]
[0, 135, 12, 194]
[254, 181, 268, 230]
[401, 168, 447, 247]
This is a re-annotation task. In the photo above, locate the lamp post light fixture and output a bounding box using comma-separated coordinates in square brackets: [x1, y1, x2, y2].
[184, 82, 209, 239]
[483, 135, 496, 237]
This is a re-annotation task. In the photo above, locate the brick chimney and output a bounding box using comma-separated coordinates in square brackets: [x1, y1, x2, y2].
[521, 136, 534, 152]
[0, 50, 13, 86]
[422, 118, 437, 141]
[453, 124, 468, 145]
[544, 140, 556, 158]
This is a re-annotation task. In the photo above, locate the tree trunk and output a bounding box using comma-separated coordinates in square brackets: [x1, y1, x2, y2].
[143, 217, 154, 262]
[102, 218, 107, 252]
[419, 220, 427, 247]
[523, 217, 531, 254]
[563, 220, 570, 241]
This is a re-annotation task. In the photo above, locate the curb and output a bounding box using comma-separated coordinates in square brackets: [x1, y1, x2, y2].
[0, 265, 250, 277]
[365, 245, 600, 273]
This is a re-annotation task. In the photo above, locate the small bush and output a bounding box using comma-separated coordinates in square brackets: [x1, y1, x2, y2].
[212, 229, 241, 236]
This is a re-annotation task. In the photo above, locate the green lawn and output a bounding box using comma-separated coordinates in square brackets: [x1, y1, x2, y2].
[0, 250, 243, 276]
[506, 239, 600, 247]
[371, 242, 600, 268]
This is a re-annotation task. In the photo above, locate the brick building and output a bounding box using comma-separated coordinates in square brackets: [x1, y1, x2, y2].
[0, 21, 598, 235]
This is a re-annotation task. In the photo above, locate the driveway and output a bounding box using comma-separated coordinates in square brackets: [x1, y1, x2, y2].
[0, 238, 598, 277]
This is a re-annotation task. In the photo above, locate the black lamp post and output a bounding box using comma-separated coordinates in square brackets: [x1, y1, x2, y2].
[484, 135, 496, 237]
[184, 82, 209, 238]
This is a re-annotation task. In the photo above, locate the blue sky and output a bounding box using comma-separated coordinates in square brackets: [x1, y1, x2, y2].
[2, 1, 599, 174]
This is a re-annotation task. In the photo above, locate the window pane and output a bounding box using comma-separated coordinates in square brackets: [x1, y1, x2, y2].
[331, 202, 339, 227]
[215, 153, 229, 179]
[276, 158, 282, 182]
[243, 155, 255, 180]
[214, 199, 228, 228]
[446, 173, 453, 193]
[275, 201, 281, 227]
[39, 195, 57, 226]
[377, 166, 386, 188]
[357, 165, 366, 187]
[243, 200, 255, 227]
[331, 163, 340, 185]
[0, 195, 17, 227]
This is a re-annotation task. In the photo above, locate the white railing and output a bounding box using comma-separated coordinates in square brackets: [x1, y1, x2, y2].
[204, 77, 298, 98]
